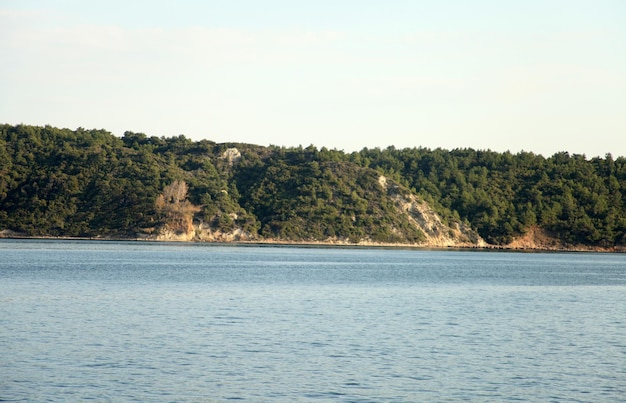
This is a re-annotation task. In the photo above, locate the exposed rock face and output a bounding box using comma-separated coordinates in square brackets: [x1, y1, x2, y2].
[155, 228, 196, 242]
[379, 176, 486, 247]
[506, 226, 562, 250]
[155, 180, 201, 236]
[0, 229, 27, 238]
[155, 224, 256, 243]
[504, 226, 625, 252]
[221, 148, 241, 166]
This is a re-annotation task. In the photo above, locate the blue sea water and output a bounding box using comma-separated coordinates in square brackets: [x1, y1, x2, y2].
[1, 240, 625, 402]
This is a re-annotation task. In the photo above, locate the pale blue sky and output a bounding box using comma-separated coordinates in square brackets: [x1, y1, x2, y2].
[1, 1, 625, 157]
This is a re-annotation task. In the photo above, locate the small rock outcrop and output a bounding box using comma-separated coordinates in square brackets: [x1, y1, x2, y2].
[221, 148, 241, 167]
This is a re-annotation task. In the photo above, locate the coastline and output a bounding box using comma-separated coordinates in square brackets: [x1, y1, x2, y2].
[1, 230, 623, 253]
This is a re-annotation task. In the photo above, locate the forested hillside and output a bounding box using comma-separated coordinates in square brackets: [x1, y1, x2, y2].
[1, 124, 625, 249]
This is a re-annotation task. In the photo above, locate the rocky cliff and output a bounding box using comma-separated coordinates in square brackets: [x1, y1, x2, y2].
[378, 176, 486, 247]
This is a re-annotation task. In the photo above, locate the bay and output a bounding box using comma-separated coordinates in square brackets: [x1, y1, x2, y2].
[1, 240, 625, 401]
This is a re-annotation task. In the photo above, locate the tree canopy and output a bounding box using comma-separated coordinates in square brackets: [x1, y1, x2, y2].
[1, 124, 625, 247]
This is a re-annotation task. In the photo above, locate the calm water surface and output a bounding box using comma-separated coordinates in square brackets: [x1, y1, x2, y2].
[1, 240, 625, 402]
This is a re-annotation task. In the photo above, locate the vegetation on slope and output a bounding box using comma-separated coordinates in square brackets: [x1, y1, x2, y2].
[357, 147, 626, 246]
[1, 124, 625, 248]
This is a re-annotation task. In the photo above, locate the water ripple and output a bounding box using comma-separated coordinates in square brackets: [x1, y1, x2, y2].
[1, 241, 625, 401]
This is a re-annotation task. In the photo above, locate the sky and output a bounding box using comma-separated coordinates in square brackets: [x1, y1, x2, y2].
[1, 1, 625, 157]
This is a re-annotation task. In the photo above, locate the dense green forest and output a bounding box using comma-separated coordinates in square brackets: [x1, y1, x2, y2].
[1, 124, 625, 248]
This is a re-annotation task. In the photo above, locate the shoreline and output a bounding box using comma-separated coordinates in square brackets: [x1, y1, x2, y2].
[1, 232, 623, 253]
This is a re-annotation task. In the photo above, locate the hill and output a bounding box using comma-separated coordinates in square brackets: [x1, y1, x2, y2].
[1, 124, 625, 251]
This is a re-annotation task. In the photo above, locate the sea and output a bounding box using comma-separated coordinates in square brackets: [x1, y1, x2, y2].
[1, 239, 625, 402]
